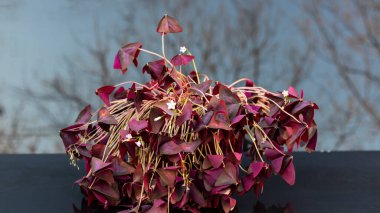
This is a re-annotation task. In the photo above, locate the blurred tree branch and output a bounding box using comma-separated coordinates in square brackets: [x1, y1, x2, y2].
[305, 0, 380, 130]
[16, 1, 319, 152]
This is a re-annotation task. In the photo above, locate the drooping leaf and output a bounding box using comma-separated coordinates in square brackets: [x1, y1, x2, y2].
[113, 87, 128, 100]
[91, 180, 120, 202]
[231, 114, 245, 125]
[287, 86, 299, 98]
[219, 84, 241, 120]
[271, 156, 284, 173]
[191, 80, 212, 94]
[59, 124, 86, 150]
[94, 169, 115, 185]
[97, 107, 117, 125]
[75, 105, 92, 124]
[96, 86, 115, 106]
[157, 168, 177, 187]
[91, 157, 112, 174]
[128, 118, 148, 132]
[171, 54, 194, 66]
[133, 164, 143, 183]
[146, 199, 168, 213]
[306, 128, 318, 153]
[221, 197, 237, 213]
[159, 141, 182, 155]
[142, 59, 167, 81]
[113, 42, 142, 74]
[281, 158, 295, 185]
[176, 102, 192, 126]
[215, 162, 237, 186]
[248, 162, 265, 178]
[156, 15, 183, 34]
[180, 140, 201, 153]
[112, 158, 135, 176]
[208, 110, 231, 130]
[206, 155, 224, 168]
[189, 183, 206, 207]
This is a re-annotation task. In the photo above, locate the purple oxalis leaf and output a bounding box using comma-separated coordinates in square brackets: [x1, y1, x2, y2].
[96, 86, 116, 106]
[176, 102, 192, 126]
[75, 105, 92, 124]
[113, 42, 142, 74]
[97, 107, 117, 125]
[207, 154, 224, 168]
[248, 162, 265, 178]
[281, 158, 295, 185]
[287, 86, 299, 98]
[128, 118, 148, 132]
[171, 54, 194, 66]
[159, 141, 182, 155]
[156, 15, 183, 34]
[91, 157, 112, 173]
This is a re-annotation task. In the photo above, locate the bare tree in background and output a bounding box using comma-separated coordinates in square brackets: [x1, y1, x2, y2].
[16, 0, 314, 153]
[303, 0, 380, 148]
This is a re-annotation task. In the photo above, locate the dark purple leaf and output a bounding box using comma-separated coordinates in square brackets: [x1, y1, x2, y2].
[113, 42, 142, 74]
[113, 87, 128, 100]
[75, 105, 92, 124]
[157, 168, 177, 187]
[221, 197, 237, 213]
[128, 118, 148, 132]
[219, 84, 241, 120]
[231, 114, 245, 125]
[271, 156, 284, 173]
[207, 155, 224, 168]
[287, 86, 299, 98]
[59, 124, 86, 150]
[91, 157, 112, 173]
[156, 15, 183, 34]
[248, 162, 264, 178]
[142, 59, 166, 81]
[171, 54, 194, 66]
[246, 105, 260, 114]
[91, 180, 120, 202]
[180, 140, 201, 153]
[281, 158, 295, 185]
[112, 158, 135, 176]
[159, 141, 182, 155]
[97, 107, 117, 125]
[215, 162, 237, 186]
[306, 129, 318, 153]
[96, 86, 115, 106]
[191, 80, 212, 94]
[189, 183, 206, 207]
[176, 102, 192, 126]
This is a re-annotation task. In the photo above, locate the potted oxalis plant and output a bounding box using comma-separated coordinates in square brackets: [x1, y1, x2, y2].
[60, 15, 318, 213]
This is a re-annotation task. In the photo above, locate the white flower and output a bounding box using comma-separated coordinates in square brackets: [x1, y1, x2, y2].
[126, 133, 133, 141]
[180, 46, 187, 53]
[167, 100, 176, 110]
[135, 141, 142, 147]
[282, 90, 289, 97]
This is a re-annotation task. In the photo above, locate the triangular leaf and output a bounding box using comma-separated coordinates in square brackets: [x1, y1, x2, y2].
[156, 15, 183, 34]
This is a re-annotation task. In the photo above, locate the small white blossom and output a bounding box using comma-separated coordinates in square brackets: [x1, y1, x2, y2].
[135, 141, 142, 147]
[282, 90, 289, 97]
[180, 46, 187, 53]
[167, 100, 176, 110]
[126, 133, 133, 141]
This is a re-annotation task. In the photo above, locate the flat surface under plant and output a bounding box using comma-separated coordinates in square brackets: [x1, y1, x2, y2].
[0, 152, 378, 213]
